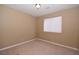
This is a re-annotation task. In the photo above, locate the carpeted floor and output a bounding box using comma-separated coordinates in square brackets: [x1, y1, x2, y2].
[0, 39, 78, 55]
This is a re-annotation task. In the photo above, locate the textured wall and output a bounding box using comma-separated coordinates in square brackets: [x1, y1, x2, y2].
[36, 7, 79, 49]
[0, 5, 36, 48]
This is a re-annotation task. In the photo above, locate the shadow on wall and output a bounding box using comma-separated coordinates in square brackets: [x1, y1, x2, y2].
[0, 5, 36, 48]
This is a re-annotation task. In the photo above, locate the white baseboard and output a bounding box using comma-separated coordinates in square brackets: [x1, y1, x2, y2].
[38, 38, 79, 52]
[0, 38, 79, 53]
[0, 38, 36, 51]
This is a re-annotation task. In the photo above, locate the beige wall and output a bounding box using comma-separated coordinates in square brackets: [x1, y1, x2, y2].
[0, 5, 36, 48]
[78, 20, 79, 50]
[0, 5, 2, 47]
[36, 7, 79, 49]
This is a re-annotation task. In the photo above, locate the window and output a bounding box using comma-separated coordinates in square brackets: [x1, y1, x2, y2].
[44, 16, 62, 33]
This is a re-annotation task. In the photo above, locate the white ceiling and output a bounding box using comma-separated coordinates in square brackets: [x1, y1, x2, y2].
[4, 4, 79, 17]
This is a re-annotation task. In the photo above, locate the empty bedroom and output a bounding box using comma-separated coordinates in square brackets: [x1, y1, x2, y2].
[0, 4, 79, 55]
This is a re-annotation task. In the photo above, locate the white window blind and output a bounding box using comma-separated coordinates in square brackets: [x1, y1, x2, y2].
[44, 16, 62, 33]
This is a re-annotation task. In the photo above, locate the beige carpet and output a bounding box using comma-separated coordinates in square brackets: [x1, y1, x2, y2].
[0, 40, 78, 55]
